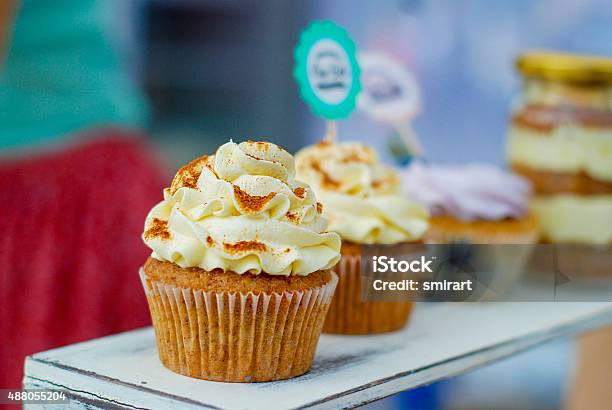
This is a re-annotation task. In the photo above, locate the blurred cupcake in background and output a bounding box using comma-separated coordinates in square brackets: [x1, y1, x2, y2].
[401, 162, 539, 244]
[141, 140, 340, 382]
[296, 141, 429, 334]
[401, 162, 539, 296]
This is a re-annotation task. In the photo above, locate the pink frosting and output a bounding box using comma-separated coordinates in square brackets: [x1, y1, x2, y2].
[400, 162, 531, 221]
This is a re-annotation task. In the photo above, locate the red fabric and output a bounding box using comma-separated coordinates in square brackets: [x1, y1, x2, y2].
[0, 132, 168, 389]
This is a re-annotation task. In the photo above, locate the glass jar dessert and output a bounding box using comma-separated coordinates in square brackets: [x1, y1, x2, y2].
[507, 51, 612, 274]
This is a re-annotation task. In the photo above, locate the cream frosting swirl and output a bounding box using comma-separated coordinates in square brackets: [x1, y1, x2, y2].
[295, 141, 429, 244]
[143, 140, 341, 276]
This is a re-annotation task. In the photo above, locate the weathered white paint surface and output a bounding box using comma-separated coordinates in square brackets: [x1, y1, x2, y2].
[24, 303, 612, 409]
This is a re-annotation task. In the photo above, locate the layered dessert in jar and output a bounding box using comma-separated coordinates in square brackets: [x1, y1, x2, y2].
[508, 52, 612, 247]
[507, 52, 612, 275]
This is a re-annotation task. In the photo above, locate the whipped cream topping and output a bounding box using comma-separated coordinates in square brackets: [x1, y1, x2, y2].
[295, 141, 429, 244]
[143, 140, 341, 276]
[400, 162, 531, 221]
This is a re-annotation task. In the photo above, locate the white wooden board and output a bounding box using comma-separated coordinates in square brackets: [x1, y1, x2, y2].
[24, 302, 612, 409]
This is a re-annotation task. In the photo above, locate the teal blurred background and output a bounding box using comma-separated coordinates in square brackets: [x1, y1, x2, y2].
[3, 0, 612, 167]
[0, 0, 147, 149]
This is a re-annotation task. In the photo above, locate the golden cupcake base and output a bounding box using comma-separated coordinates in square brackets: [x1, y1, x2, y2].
[323, 242, 414, 335]
[141, 261, 337, 382]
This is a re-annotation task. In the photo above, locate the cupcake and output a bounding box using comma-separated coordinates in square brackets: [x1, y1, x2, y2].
[295, 141, 429, 334]
[400, 162, 539, 297]
[141, 140, 340, 382]
[401, 162, 539, 244]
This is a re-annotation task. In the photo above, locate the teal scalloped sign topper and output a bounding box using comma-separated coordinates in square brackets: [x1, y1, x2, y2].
[293, 21, 361, 119]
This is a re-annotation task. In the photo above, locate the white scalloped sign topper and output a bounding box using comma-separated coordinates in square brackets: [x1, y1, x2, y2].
[357, 52, 420, 123]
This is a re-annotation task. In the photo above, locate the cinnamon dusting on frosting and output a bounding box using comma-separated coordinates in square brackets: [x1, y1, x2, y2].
[244, 151, 281, 166]
[232, 185, 277, 213]
[170, 155, 209, 194]
[285, 211, 299, 223]
[144, 140, 342, 276]
[245, 152, 265, 161]
[316, 202, 323, 214]
[340, 151, 374, 164]
[293, 187, 306, 198]
[372, 175, 398, 190]
[246, 140, 289, 153]
[295, 141, 430, 244]
[144, 218, 171, 240]
[310, 161, 340, 189]
[223, 240, 267, 254]
[246, 140, 271, 151]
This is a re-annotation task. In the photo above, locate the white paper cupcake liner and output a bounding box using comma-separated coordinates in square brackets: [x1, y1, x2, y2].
[140, 269, 337, 382]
